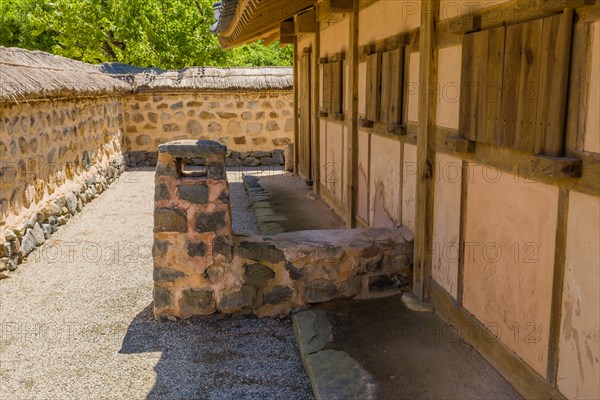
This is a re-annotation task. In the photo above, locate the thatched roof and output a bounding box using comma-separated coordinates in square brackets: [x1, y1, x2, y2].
[0, 46, 293, 103]
[101, 63, 293, 92]
[0, 46, 129, 103]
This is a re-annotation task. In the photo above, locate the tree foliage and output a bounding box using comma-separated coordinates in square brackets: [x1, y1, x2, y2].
[0, 0, 292, 68]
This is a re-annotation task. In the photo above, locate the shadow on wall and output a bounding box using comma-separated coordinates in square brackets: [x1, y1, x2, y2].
[119, 304, 311, 399]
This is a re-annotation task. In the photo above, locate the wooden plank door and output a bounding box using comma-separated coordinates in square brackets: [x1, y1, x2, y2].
[298, 52, 312, 183]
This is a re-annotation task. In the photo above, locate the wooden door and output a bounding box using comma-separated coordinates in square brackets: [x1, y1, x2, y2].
[298, 51, 312, 183]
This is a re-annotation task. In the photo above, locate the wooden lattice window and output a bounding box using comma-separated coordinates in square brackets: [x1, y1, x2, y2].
[321, 56, 344, 118]
[459, 12, 573, 156]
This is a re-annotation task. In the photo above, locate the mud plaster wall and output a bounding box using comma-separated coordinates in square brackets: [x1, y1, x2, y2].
[463, 163, 558, 377]
[323, 121, 346, 204]
[369, 134, 401, 228]
[358, 0, 420, 47]
[431, 43, 462, 298]
[356, 129, 369, 223]
[0, 97, 124, 238]
[557, 191, 600, 399]
[584, 21, 600, 153]
[121, 91, 294, 155]
[318, 13, 350, 207]
[438, 0, 512, 20]
[431, 153, 461, 299]
[401, 143, 417, 233]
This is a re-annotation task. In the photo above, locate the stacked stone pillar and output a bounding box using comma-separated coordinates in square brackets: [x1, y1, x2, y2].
[152, 140, 414, 319]
[153, 140, 234, 319]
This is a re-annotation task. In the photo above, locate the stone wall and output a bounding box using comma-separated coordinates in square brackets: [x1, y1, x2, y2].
[122, 91, 294, 167]
[153, 140, 413, 318]
[0, 97, 125, 271]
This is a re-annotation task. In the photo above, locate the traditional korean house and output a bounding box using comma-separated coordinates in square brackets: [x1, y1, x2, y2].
[212, 1, 600, 398]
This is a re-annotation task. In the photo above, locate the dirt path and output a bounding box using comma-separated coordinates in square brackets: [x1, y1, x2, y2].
[0, 169, 312, 400]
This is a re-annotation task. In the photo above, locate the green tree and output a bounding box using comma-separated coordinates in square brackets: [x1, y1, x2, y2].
[0, 0, 292, 68]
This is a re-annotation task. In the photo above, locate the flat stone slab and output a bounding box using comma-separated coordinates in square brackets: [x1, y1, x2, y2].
[293, 310, 333, 355]
[401, 292, 435, 312]
[293, 310, 374, 400]
[158, 140, 226, 158]
[306, 350, 374, 400]
[252, 201, 272, 208]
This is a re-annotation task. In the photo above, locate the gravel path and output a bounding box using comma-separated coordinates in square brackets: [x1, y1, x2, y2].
[0, 168, 312, 400]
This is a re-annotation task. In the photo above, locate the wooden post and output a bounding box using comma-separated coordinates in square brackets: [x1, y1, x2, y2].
[413, 0, 439, 300]
[345, 0, 359, 227]
[546, 188, 569, 385]
[313, 17, 322, 194]
[293, 38, 300, 174]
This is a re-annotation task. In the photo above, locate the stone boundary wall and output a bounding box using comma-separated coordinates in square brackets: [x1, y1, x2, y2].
[122, 91, 294, 167]
[0, 98, 125, 272]
[153, 140, 413, 318]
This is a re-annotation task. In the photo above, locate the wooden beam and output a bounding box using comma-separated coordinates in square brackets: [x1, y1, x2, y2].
[534, 155, 583, 178]
[279, 34, 295, 44]
[445, 135, 476, 153]
[296, 9, 317, 33]
[293, 38, 299, 174]
[538, 0, 596, 12]
[280, 19, 295, 36]
[435, 127, 600, 197]
[447, 14, 481, 34]
[313, 24, 321, 195]
[346, 0, 359, 228]
[546, 189, 569, 385]
[456, 160, 469, 304]
[413, 0, 440, 300]
[328, 0, 354, 13]
[262, 31, 279, 46]
[358, 116, 374, 128]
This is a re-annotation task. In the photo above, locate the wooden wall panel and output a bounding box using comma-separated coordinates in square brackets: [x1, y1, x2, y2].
[461, 12, 572, 156]
[459, 33, 475, 139]
[535, 13, 572, 156]
[584, 21, 600, 153]
[459, 27, 505, 143]
[366, 53, 381, 122]
[330, 60, 344, 115]
[380, 47, 404, 125]
[322, 62, 332, 113]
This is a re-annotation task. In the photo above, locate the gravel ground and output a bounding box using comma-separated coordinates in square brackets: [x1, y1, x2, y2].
[0, 168, 312, 400]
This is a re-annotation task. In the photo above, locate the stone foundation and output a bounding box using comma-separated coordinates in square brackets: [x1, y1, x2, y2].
[153, 140, 413, 318]
[0, 157, 125, 272]
[0, 97, 125, 273]
[125, 149, 285, 168]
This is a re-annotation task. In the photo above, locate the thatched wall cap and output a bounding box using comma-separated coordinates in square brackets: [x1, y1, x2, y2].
[0, 46, 293, 104]
[101, 63, 293, 92]
[0, 46, 129, 103]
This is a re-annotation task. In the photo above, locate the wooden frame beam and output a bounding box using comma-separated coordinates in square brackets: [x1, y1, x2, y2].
[280, 19, 295, 36]
[344, 0, 359, 228]
[413, 0, 439, 300]
[296, 8, 317, 33]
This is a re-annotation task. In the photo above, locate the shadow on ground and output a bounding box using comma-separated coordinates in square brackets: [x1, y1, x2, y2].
[315, 295, 522, 400]
[119, 304, 312, 400]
